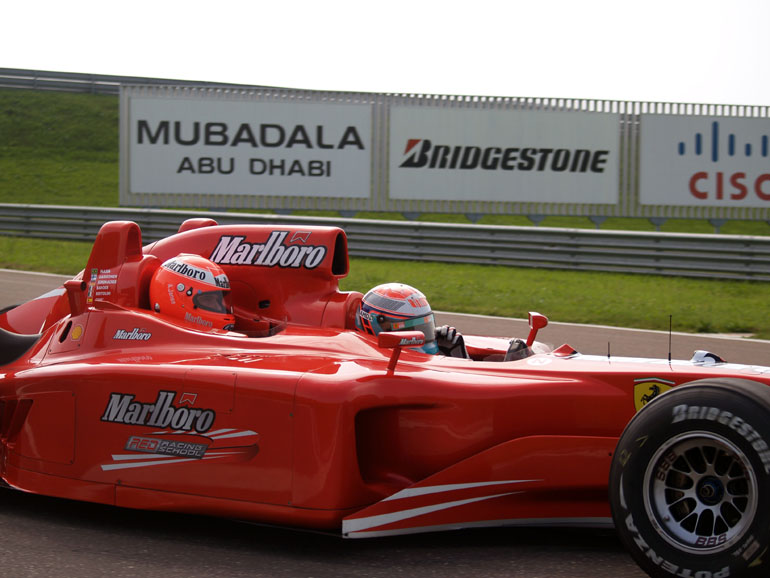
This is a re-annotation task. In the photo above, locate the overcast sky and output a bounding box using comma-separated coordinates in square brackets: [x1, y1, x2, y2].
[5, 0, 769, 106]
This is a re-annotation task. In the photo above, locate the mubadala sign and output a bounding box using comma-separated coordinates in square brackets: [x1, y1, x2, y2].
[124, 91, 371, 198]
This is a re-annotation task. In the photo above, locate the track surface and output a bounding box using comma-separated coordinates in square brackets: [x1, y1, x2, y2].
[2, 269, 767, 577]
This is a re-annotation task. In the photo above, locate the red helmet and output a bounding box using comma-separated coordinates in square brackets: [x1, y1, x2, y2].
[150, 254, 235, 331]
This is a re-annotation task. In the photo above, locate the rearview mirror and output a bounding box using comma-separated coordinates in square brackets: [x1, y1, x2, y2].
[526, 312, 548, 347]
[378, 331, 425, 372]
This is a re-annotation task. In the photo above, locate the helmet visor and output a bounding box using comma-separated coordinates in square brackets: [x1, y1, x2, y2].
[380, 314, 436, 344]
[193, 290, 231, 314]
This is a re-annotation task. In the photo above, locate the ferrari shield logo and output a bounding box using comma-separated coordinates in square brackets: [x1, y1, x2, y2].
[633, 378, 675, 412]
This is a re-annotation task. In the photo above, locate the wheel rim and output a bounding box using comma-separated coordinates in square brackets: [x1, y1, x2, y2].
[643, 431, 758, 554]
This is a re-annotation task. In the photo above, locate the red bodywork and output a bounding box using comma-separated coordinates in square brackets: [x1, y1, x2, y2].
[1, 219, 768, 538]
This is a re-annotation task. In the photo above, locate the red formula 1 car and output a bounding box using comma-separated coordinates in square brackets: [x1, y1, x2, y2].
[2, 219, 770, 578]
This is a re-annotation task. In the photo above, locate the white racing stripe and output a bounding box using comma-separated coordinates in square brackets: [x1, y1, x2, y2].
[345, 516, 615, 538]
[383, 479, 540, 502]
[343, 491, 523, 534]
[101, 457, 199, 470]
[101, 451, 243, 471]
[573, 354, 770, 373]
[208, 430, 259, 440]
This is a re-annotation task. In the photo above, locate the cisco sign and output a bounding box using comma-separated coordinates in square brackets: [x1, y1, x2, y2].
[640, 115, 770, 207]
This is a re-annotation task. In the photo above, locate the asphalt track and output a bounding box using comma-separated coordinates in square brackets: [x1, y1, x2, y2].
[2, 268, 768, 577]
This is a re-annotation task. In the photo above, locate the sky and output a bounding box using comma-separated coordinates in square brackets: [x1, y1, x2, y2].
[5, 0, 770, 106]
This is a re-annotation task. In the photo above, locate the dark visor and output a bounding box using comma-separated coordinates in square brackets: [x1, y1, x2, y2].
[193, 290, 230, 314]
[379, 314, 436, 344]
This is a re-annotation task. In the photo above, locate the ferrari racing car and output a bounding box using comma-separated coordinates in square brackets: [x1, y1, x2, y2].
[2, 218, 770, 578]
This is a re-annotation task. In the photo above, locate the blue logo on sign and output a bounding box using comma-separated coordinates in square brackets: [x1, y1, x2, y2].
[677, 121, 770, 162]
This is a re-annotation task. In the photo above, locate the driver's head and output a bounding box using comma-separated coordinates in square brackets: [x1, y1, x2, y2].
[150, 254, 235, 331]
[355, 283, 438, 354]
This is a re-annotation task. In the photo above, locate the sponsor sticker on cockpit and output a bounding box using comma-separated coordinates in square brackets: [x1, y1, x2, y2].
[125, 435, 208, 458]
[209, 230, 327, 269]
[100, 390, 216, 433]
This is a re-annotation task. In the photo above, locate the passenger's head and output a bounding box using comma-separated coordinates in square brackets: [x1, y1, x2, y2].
[355, 283, 438, 354]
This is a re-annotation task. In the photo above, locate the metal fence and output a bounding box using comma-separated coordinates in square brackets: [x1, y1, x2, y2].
[1, 204, 768, 281]
[0, 68, 259, 95]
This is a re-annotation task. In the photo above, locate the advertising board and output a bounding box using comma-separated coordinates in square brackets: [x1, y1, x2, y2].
[126, 95, 371, 198]
[388, 106, 620, 203]
[640, 115, 770, 207]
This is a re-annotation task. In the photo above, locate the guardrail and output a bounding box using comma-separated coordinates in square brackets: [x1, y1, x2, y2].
[1, 204, 769, 281]
[0, 68, 258, 95]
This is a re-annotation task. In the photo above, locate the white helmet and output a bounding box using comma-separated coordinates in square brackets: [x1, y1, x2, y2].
[355, 283, 437, 354]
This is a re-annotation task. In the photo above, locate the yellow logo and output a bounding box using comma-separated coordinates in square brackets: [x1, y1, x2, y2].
[634, 378, 675, 412]
[71, 325, 84, 341]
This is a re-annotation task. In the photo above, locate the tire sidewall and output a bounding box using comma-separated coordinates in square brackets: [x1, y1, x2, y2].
[610, 379, 770, 578]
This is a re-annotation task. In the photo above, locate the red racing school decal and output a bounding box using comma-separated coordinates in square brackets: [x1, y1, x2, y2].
[125, 435, 208, 458]
[101, 390, 215, 433]
[101, 428, 261, 471]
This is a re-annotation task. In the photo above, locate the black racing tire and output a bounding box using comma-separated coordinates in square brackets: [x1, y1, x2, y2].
[609, 378, 770, 578]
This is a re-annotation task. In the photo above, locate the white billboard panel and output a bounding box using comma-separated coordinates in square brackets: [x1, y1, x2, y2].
[127, 96, 371, 197]
[640, 115, 770, 207]
[389, 107, 619, 203]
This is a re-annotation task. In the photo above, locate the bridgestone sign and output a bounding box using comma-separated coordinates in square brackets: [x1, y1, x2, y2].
[389, 106, 620, 203]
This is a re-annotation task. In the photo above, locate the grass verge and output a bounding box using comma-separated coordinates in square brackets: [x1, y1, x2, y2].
[1, 236, 767, 340]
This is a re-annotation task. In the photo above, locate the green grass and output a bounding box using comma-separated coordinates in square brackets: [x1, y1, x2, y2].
[1, 235, 767, 340]
[1, 87, 769, 340]
[340, 258, 770, 340]
[0, 236, 93, 274]
[0, 89, 118, 206]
